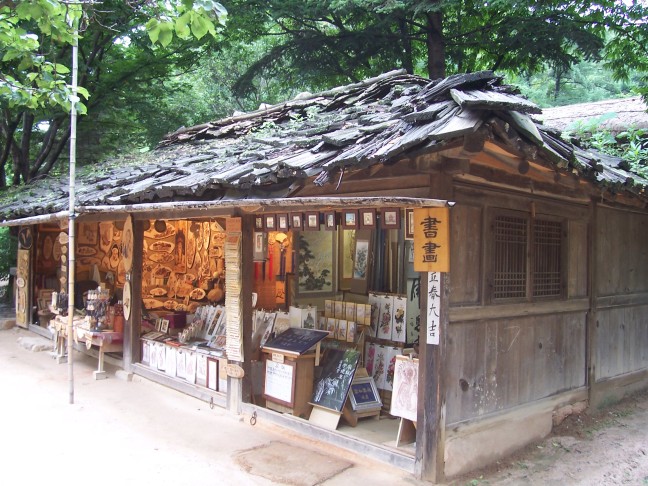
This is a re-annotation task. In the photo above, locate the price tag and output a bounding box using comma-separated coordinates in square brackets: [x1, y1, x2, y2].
[271, 352, 284, 364]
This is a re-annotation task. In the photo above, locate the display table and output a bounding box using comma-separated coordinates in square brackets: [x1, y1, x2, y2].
[51, 315, 123, 380]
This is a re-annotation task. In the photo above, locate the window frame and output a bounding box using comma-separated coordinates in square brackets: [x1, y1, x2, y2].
[488, 209, 566, 303]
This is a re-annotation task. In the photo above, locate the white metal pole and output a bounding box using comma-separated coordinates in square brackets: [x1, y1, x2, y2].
[66, 9, 79, 405]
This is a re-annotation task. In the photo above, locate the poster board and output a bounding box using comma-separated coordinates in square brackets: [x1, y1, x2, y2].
[349, 376, 382, 412]
[262, 328, 328, 356]
[311, 349, 360, 412]
[263, 359, 296, 407]
[390, 356, 419, 422]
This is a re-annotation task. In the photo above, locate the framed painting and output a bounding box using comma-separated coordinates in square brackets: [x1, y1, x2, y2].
[342, 210, 358, 229]
[405, 209, 415, 239]
[264, 214, 276, 231]
[304, 211, 320, 231]
[290, 212, 303, 231]
[324, 211, 336, 231]
[296, 230, 336, 297]
[381, 208, 401, 229]
[350, 229, 373, 294]
[360, 208, 376, 229]
[254, 215, 264, 231]
[277, 213, 289, 231]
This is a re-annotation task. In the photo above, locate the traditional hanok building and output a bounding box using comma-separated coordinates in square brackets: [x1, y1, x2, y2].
[1, 70, 647, 482]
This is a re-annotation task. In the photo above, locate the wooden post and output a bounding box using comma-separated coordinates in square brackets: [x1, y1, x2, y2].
[124, 218, 144, 371]
[240, 214, 254, 403]
[226, 214, 254, 413]
[586, 199, 598, 399]
[415, 271, 449, 482]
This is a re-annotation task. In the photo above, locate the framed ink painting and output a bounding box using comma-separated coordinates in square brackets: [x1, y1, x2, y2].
[296, 230, 336, 297]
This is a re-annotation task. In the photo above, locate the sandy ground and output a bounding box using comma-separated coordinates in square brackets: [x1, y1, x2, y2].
[0, 326, 420, 486]
[447, 389, 648, 485]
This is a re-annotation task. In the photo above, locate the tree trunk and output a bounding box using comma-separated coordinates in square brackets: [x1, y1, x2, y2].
[426, 11, 445, 79]
[398, 16, 414, 74]
[0, 110, 21, 189]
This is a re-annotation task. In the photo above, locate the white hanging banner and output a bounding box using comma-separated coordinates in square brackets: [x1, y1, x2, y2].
[426, 272, 441, 345]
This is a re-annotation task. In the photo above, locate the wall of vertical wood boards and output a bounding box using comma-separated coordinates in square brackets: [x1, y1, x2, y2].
[594, 206, 648, 382]
[445, 184, 590, 424]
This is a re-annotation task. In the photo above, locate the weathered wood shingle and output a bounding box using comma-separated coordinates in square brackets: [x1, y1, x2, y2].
[1, 69, 646, 221]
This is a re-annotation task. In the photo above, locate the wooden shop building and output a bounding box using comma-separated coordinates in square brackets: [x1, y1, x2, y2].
[2, 70, 648, 482]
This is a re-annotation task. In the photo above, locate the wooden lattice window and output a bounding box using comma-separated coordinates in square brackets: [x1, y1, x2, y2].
[492, 212, 563, 301]
[532, 219, 562, 297]
[493, 215, 527, 299]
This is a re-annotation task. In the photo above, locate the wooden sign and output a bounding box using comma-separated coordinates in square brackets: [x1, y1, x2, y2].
[413, 207, 450, 273]
[311, 349, 360, 412]
[225, 363, 245, 379]
[263, 328, 328, 356]
[349, 376, 382, 412]
[264, 359, 296, 406]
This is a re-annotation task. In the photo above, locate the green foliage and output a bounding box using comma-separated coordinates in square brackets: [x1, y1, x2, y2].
[0, 0, 228, 187]
[564, 117, 648, 179]
[0, 227, 17, 279]
[510, 60, 641, 108]
[221, 0, 648, 97]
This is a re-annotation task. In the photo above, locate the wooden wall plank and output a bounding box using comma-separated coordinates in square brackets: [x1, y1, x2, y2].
[568, 221, 588, 298]
[450, 205, 482, 305]
[446, 313, 586, 424]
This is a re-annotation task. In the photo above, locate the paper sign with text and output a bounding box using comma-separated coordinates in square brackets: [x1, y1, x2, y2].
[413, 207, 450, 273]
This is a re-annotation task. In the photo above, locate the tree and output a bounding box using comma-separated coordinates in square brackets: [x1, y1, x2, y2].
[0, 0, 226, 187]
[221, 1, 647, 99]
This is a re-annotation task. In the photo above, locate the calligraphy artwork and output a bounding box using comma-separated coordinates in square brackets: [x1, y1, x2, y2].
[427, 272, 441, 345]
[311, 349, 360, 412]
[413, 207, 450, 272]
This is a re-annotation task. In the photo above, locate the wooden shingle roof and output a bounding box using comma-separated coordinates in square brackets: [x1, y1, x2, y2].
[1, 69, 646, 222]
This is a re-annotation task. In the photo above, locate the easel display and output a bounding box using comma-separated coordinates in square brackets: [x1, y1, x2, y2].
[390, 355, 419, 446]
[262, 328, 328, 418]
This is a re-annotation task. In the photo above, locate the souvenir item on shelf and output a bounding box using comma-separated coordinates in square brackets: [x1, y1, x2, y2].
[274, 311, 291, 335]
[372, 345, 387, 390]
[383, 347, 401, 392]
[326, 318, 337, 338]
[365, 342, 376, 376]
[368, 293, 381, 338]
[391, 296, 407, 343]
[345, 302, 356, 322]
[406, 278, 421, 344]
[347, 321, 356, 343]
[337, 320, 348, 341]
[377, 294, 394, 340]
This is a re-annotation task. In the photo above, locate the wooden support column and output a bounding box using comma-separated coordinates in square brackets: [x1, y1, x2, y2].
[415, 271, 449, 482]
[226, 215, 254, 413]
[240, 214, 254, 403]
[125, 218, 144, 371]
[586, 199, 598, 400]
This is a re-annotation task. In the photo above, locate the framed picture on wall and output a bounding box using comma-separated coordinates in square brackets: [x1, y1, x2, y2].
[254, 215, 264, 231]
[324, 211, 336, 231]
[360, 208, 376, 229]
[305, 211, 320, 231]
[342, 210, 358, 229]
[296, 230, 336, 297]
[405, 209, 414, 239]
[381, 208, 401, 229]
[264, 214, 276, 231]
[277, 213, 289, 231]
[290, 212, 303, 231]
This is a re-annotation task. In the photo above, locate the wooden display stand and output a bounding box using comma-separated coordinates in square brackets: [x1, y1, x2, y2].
[396, 418, 417, 446]
[263, 350, 317, 418]
[341, 399, 380, 427]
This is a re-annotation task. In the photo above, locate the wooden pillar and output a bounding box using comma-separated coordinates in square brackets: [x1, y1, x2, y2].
[226, 215, 254, 413]
[586, 199, 598, 400]
[124, 218, 144, 371]
[415, 271, 449, 482]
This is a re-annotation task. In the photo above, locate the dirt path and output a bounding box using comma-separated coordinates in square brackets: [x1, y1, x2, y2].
[448, 389, 648, 485]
